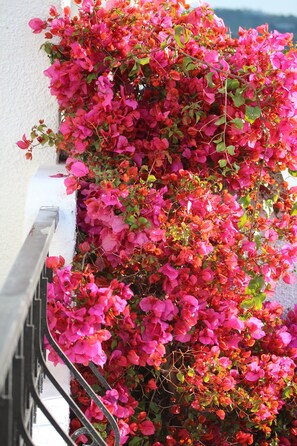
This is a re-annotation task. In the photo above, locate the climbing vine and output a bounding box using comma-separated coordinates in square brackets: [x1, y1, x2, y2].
[19, 1, 297, 444]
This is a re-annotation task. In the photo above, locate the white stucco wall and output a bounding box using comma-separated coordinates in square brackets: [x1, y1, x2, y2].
[0, 0, 72, 287]
[274, 173, 297, 309]
[0, 1, 74, 443]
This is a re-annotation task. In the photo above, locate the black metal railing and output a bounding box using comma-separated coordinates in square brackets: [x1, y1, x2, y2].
[0, 207, 120, 446]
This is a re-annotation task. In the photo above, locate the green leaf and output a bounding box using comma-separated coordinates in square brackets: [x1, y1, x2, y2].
[147, 174, 157, 183]
[238, 212, 248, 228]
[129, 61, 139, 77]
[93, 422, 107, 432]
[233, 162, 240, 172]
[187, 368, 195, 377]
[111, 339, 117, 349]
[138, 56, 150, 66]
[174, 25, 189, 48]
[245, 105, 261, 124]
[206, 72, 216, 88]
[283, 385, 292, 399]
[241, 298, 255, 309]
[255, 233, 262, 249]
[129, 437, 143, 446]
[216, 141, 226, 152]
[195, 111, 201, 123]
[41, 42, 53, 55]
[288, 168, 297, 177]
[214, 116, 226, 126]
[227, 78, 240, 91]
[126, 215, 135, 226]
[254, 292, 266, 310]
[291, 203, 297, 216]
[239, 194, 251, 208]
[227, 145, 235, 155]
[219, 159, 227, 167]
[161, 39, 168, 49]
[138, 217, 151, 228]
[149, 401, 160, 414]
[182, 56, 196, 73]
[176, 371, 185, 383]
[247, 276, 265, 294]
[263, 199, 274, 217]
[231, 91, 245, 107]
[86, 72, 98, 84]
[231, 118, 244, 129]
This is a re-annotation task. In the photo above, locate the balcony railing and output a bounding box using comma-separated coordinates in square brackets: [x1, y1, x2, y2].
[0, 207, 120, 446]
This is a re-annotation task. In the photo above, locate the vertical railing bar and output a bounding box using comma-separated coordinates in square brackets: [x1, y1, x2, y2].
[12, 356, 35, 446]
[25, 323, 77, 446]
[0, 370, 13, 445]
[42, 313, 121, 446]
[40, 274, 120, 445]
[36, 278, 110, 446]
[35, 346, 106, 446]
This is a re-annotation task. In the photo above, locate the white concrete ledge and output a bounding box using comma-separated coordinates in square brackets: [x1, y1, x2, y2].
[24, 164, 76, 265]
[25, 165, 76, 444]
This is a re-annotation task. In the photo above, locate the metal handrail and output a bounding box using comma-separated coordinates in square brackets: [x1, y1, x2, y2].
[0, 207, 120, 445]
[0, 206, 59, 392]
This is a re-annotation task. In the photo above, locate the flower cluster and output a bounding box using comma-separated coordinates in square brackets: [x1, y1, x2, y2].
[20, 0, 297, 444]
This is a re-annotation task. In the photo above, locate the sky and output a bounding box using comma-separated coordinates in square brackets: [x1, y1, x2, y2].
[190, 0, 297, 16]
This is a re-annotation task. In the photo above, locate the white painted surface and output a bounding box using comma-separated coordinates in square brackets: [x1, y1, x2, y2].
[0, 0, 75, 440]
[0, 0, 60, 288]
[0, 0, 295, 444]
[25, 165, 76, 445]
[24, 165, 76, 266]
[32, 363, 72, 446]
[274, 173, 297, 309]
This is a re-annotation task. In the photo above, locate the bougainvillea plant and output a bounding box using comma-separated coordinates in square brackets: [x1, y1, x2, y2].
[19, 0, 297, 444]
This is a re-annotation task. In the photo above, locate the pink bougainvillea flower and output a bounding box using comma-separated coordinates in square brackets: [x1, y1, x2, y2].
[139, 420, 155, 436]
[283, 273, 296, 284]
[245, 359, 265, 382]
[46, 256, 65, 270]
[64, 176, 79, 195]
[159, 263, 179, 280]
[246, 317, 266, 340]
[28, 18, 47, 33]
[16, 134, 31, 150]
[69, 161, 89, 177]
[23, 1, 297, 443]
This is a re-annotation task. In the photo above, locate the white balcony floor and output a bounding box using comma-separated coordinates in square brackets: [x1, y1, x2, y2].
[33, 363, 70, 446]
